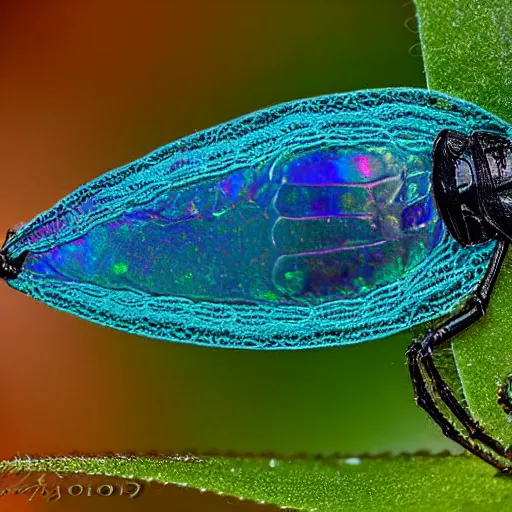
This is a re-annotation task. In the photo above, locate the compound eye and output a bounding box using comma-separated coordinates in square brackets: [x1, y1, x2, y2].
[498, 374, 512, 415]
[455, 158, 474, 192]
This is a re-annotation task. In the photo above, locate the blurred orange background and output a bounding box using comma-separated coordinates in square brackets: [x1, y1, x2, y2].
[0, 0, 455, 510]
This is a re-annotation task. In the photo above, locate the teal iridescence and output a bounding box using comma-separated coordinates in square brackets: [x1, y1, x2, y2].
[4, 88, 511, 348]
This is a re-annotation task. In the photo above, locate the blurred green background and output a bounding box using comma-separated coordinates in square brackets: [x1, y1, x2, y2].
[0, 0, 456, 510]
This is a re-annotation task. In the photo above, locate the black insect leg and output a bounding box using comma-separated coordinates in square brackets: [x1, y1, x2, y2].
[407, 340, 504, 469]
[407, 239, 510, 470]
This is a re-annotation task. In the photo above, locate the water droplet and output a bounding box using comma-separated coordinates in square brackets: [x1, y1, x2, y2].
[344, 457, 362, 465]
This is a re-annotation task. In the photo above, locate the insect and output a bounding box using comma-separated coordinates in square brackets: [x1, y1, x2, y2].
[1, 88, 511, 470]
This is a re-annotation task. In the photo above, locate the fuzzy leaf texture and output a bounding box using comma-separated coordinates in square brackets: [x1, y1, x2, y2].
[1, 453, 511, 512]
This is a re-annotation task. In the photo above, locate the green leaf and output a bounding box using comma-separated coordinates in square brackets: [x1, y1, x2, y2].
[3, 452, 512, 511]
[415, 0, 512, 122]
[415, 0, 512, 455]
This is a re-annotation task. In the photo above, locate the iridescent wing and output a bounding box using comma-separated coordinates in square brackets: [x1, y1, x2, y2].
[3, 88, 510, 348]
